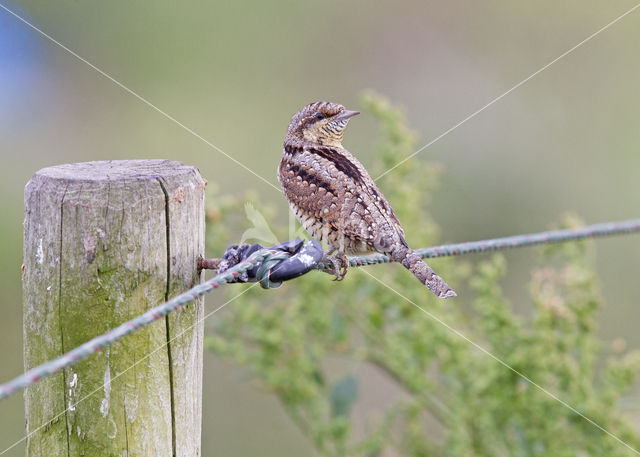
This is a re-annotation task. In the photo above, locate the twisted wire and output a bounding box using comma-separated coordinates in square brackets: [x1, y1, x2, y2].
[0, 249, 288, 401]
[1, 218, 639, 401]
[316, 218, 640, 270]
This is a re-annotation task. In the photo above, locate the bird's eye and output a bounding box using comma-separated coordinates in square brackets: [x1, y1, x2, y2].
[314, 112, 326, 120]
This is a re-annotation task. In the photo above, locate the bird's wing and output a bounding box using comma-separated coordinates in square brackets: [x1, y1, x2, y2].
[279, 155, 346, 229]
[340, 149, 408, 248]
[279, 149, 375, 246]
[279, 158, 330, 213]
[362, 181, 407, 241]
[280, 145, 408, 250]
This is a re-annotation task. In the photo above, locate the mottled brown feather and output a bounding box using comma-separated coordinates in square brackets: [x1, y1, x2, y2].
[279, 102, 456, 298]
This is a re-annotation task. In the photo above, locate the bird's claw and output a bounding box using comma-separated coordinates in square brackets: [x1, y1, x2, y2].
[323, 253, 348, 281]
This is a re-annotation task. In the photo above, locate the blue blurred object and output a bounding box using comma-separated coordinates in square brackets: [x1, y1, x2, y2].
[0, 5, 40, 125]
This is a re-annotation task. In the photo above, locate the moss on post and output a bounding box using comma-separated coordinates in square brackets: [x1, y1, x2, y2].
[23, 160, 205, 456]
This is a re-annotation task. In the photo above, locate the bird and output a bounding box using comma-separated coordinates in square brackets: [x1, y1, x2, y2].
[278, 101, 456, 299]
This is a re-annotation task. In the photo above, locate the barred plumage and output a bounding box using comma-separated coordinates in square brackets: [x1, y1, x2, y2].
[278, 101, 456, 298]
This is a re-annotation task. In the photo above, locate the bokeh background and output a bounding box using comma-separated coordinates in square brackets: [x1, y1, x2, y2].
[1, 0, 639, 455]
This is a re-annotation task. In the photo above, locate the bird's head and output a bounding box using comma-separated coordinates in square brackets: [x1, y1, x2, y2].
[286, 101, 359, 147]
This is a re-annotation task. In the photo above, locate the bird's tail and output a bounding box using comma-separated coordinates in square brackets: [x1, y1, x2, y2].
[391, 246, 457, 299]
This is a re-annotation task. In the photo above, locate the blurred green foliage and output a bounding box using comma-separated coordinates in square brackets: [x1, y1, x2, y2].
[204, 93, 640, 456]
[2, 2, 639, 454]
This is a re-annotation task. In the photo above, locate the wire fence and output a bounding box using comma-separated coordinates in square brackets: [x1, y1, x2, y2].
[1, 217, 639, 401]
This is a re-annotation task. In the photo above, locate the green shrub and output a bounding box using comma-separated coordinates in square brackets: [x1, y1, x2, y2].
[204, 92, 640, 456]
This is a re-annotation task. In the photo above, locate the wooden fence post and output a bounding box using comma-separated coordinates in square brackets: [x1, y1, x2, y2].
[23, 160, 206, 456]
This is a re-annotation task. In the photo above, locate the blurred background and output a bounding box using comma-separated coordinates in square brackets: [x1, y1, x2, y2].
[1, 0, 639, 455]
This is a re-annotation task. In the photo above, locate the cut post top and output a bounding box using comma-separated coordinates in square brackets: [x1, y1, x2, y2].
[31, 159, 200, 182]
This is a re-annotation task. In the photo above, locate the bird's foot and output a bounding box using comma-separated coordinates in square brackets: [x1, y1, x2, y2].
[323, 252, 349, 281]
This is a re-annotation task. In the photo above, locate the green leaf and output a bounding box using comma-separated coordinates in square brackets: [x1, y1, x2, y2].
[240, 201, 278, 245]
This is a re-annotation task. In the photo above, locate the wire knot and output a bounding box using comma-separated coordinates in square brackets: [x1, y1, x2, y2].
[216, 239, 325, 289]
[255, 250, 292, 289]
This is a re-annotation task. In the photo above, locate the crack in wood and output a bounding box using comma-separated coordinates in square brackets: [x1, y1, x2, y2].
[157, 177, 178, 457]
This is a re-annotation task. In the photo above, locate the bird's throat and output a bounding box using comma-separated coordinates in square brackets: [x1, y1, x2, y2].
[303, 126, 344, 148]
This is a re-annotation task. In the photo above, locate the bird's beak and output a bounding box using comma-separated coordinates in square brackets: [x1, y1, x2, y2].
[335, 109, 360, 121]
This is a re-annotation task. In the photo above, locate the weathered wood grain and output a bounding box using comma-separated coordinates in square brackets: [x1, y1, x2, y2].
[23, 160, 205, 456]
